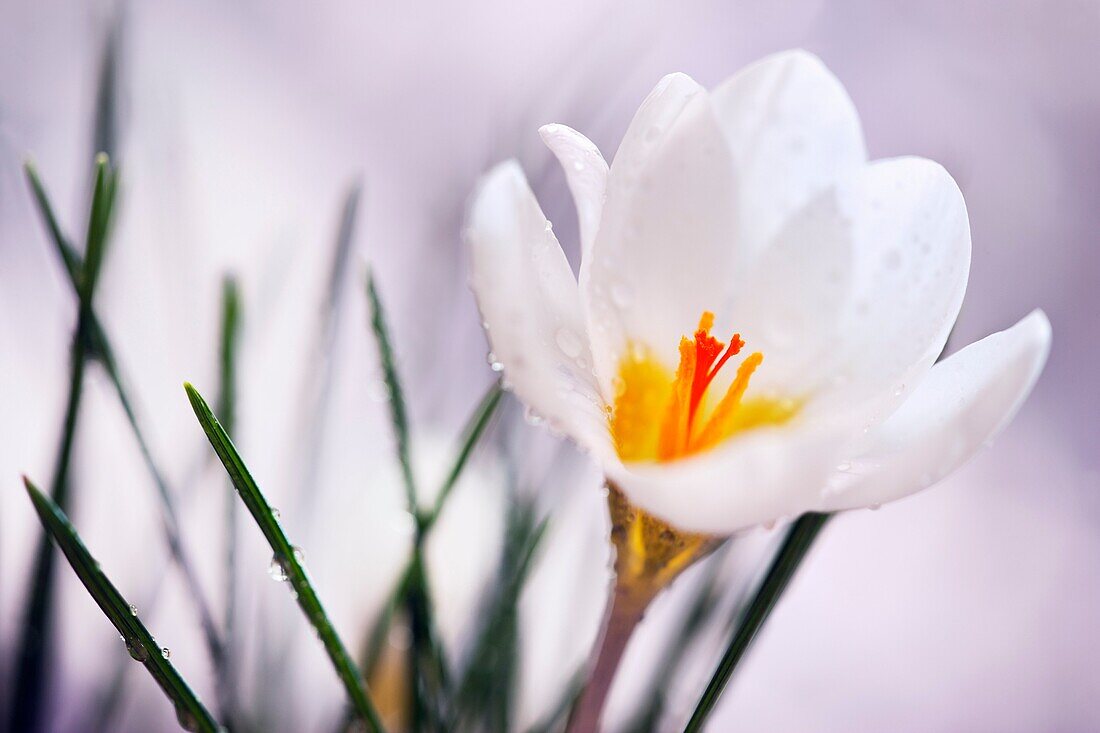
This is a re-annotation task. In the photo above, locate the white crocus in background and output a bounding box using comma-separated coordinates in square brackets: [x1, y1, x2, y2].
[466, 49, 1051, 729]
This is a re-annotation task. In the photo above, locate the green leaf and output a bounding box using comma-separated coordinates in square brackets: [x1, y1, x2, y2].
[365, 270, 417, 513]
[682, 512, 831, 732]
[22, 477, 220, 733]
[184, 383, 386, 733]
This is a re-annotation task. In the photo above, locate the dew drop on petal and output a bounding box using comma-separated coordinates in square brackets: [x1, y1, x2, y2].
[555, 328, 583, 359]
[487, 352, 504, 372]
[610, 281, 633, 308]
[524, 406, 544, 426]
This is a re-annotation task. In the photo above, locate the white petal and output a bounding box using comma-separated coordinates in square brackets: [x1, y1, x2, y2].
[800, 157, 971, 426]
[605, 421, 848, 535]
[710, 49, 867, 271]
[538, 123, 608, 269]
[585, 73, 739, 392]
[466, 160, 611, 453]
[821, 310, 1051, 512]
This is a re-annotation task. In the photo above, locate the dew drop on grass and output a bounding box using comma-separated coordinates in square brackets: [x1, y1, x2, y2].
[126, 639, 148, 662]
[161, 647, 171, 659]
[128, 604, 138, 616]
[268, 556, 289, 582]
[175, 706, 199, 732]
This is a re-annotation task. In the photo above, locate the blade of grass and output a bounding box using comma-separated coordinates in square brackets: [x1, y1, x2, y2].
[21, 159, 230, 719]
[184, 383, 385, 733]
[259, 185, 364, 725]
[8, 154, 116, 733]
[365, 270, 417, 512]
[216, 275, 242, 727]
[682, 512, 831, 732]
[22, 477, 220, 733]
[453, 501, 548, 731]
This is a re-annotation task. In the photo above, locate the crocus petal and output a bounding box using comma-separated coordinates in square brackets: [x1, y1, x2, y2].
[710, 49, 867, 274]
[821, 310, 1052, 512]
[800, 156, 971, 427]
[585, 73, 739, 393]
[605, 420, 848, 535]
[466, 160, 611, 453]
[538, 123, 608, 270]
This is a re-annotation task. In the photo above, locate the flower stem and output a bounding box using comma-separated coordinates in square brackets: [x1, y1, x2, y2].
[682, 512, 831, 732]
[566, 578, 653, 733]
[568, 486, 720, 732]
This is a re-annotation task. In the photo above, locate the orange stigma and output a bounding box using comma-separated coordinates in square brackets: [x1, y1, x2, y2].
[611, 311, 797, 463]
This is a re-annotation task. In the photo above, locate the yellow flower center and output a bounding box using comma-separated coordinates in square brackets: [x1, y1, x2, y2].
[610, 311, 798, 462]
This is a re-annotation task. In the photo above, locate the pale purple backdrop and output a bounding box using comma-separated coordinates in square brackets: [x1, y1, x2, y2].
[1, 1, 1098, 731]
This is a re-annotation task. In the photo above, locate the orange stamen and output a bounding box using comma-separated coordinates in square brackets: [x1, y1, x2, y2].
[609, 310, 798, 464]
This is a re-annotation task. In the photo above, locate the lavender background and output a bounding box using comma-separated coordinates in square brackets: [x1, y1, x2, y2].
[1, 1, 1098, 731]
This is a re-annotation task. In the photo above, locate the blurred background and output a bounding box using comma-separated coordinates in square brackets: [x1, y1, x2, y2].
[1, 1, 1098, 731]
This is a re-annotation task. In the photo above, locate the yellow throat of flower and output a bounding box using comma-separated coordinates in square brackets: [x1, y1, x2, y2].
[610, 311, 798, 462]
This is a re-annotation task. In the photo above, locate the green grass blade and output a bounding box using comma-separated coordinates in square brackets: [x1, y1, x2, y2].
[682, 513, 831, 732]
[216, 275, 242, 726]
[424, 382, 503, 530]
[22, 477, 220, 733]
[453, 501, 548, 730]
[365, 270, 417, 512]
[24, 160, 81, 280]
[184, 383, 386, 733]
[7, 155, 118, 733]
[19, 159, 230, 719]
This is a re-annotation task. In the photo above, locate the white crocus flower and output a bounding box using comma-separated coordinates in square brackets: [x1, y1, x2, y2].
[465, 50, 1051, 537]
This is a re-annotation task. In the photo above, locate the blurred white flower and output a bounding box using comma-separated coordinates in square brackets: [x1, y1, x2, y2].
[466, 50, 1051, 535]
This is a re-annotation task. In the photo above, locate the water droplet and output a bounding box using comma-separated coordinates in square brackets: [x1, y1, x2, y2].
[176, 706, 200, 732]
[893, 384, 906, 397]
[291, 546, 305, 563]
[836, 461, 852, 472]
[367, 380, 390, 403]
[555, 328, 583, 359]
[487, 352, 504, 372]
[571, 159, 585, 172]
[268, 556, 289, 583]
[126, 639, 148, 662]
[610, 281, 633, 308]
[544, 221, 554, 232]
[524, 406, 544, 426]
[161, 647, 171, 659]
[128, 604, 138, 616]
